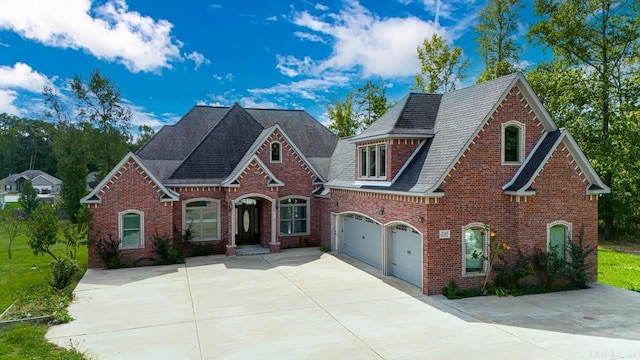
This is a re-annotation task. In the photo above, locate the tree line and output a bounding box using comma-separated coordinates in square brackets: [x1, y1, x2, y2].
[0, 70, 154, 221]
[327, 0, 640, 238]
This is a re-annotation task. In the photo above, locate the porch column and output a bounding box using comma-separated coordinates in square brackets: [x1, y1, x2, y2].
[269, 200, 281, 252]
[226, 200, 237, 256]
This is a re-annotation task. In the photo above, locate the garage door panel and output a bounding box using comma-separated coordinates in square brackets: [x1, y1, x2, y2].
[389, 225, 422, 288]
[342, 215, 382, 269]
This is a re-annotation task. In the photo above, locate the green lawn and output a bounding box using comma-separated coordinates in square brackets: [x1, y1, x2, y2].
[0, 222, 89, 359]
[598, 247, 640, 292]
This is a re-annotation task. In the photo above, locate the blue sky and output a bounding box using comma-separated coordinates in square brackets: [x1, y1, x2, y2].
[0, 0, 543, 129]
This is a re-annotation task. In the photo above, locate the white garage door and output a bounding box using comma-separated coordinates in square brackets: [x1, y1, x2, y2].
[342, 214, 382, 269]
[388, 224, 422, 288]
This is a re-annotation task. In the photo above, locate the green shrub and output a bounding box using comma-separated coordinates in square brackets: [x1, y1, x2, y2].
[49, 258, 78, 290]
[151, 235, 184, 265]
[567, 227, 595, 288]
[191, 242, 214, 256]
[95, 235, 123, 269]
[442, 278, 461, 299]
[493, 249, 534, 290]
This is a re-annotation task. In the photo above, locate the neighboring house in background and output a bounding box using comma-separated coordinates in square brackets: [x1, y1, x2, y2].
[82, 73, 609, 295]
[0, 170, 62, 194]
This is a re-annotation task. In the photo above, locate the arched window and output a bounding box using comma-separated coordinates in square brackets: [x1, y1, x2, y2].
[462, 223, 488, 275]
[548, 221, 571, 261]
[184, 199, 220, 241]
[119, 210, 144, 249]
[502, 121, 525, 164]
[271, 142, 281, 163]
[279, 197, 309, 235]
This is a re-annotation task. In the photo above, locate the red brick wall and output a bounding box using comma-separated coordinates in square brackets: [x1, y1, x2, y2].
[87, 158, 174, 268]
[330, 84, 599, 294]
[388, 139, 422, 179]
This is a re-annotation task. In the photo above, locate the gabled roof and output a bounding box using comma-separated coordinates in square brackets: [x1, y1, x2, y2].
[134, 103, 338, 186]
[350, 93, 441, 142]
[503, 129, 610, 195]
[328, 73, 532, 195]
[81, 153, 179, 204]
[0, 170, 61, 185]
[222, 155, 284, 188]
[222, 124, 326, 185]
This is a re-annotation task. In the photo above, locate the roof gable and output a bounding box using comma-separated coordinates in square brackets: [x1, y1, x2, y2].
[222, 155, 284, 188]
[222, 125, 324, 185]
[503, 129, 610, 195]
[81, 152, 179, 204]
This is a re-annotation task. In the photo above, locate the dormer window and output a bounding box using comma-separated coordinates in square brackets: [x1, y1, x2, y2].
[271, 142, 281, 163]
[358, 144, 386, 179]
[502, 121, 525, 164]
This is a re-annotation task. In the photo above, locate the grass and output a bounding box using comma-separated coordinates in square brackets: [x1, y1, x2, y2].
[0, 221, 89, 359]
[0, 323, 86, 359]
[598, 247, 640, 292]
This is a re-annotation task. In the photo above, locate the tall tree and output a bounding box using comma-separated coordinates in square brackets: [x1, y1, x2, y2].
[69, 69, 133, 177]
[412, 33, 469, 93]
[52, 121, 90, 222]
[18, 179, 39, 218]
[327, 91, 358, 137]
[132, 124, 156, 151]
[475, 0, 524, 82]
[528, 0, 640, 237]
[355, 80, 391, 128]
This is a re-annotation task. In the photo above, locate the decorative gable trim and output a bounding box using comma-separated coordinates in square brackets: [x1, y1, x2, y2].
[427, 73, 558, 194]
[503, 129, 610, 196]
[80, 152, 179, 204]
[223, 124, 324, 185]
[221, 155, 284, 188]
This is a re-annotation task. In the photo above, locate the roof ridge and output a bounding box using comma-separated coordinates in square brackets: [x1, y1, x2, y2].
[167, 103, 263, 180]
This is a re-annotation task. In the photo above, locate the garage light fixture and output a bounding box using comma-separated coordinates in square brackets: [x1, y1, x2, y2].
[378, 206, 385, 215]
[418, 214, 424, 223]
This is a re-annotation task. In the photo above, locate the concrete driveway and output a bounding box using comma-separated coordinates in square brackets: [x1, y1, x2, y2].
[47, 248, 640, 359]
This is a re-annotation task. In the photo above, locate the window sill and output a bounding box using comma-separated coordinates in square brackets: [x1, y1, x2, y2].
[501, 161, 522, 166]
[279, 232, 310, 237]
[187, 238, 220, 242]
[120, 246, 143, 250]
[462, 272, 486, 278]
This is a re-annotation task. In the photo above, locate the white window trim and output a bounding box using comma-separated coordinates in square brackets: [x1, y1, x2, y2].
[270, 141, 282, 163]
[183, 198, 221, 241]
[461, 222, 489, 277]
[501, 120, 526, 165]
[547, 220, 572, 260]
[357, 143, 387, 179]
[118, 209, 144, 249]
[278, 195, 310, 236]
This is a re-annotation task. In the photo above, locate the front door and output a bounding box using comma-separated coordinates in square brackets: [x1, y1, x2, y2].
[236, 202, 260, 245]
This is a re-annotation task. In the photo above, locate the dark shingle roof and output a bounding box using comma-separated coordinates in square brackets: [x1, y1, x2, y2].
[167, 104, 265, 183]
[327, 73, 521, 193]
[136, 104, 338, 185]
[504, 129, 562, 192]
[136, 106, 229, 160]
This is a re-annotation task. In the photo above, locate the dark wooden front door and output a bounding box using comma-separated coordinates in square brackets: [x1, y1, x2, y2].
[237, 203, 260, 245]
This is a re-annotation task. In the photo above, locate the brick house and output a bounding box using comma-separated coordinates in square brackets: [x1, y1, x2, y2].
[82, 73, 609, 295]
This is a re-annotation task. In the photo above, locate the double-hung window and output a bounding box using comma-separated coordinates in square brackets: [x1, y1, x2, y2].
[358, 143, 386, 178]
[120, 210, 143, 249]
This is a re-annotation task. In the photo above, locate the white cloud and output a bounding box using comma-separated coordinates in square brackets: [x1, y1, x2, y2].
[275, 55, 318, 77]
[0, 0, 182, 73]
[0, 62, 53, 92]
[266, 15, 278, 21]
[293, 31, 326, 43]
[314, 3, 329, 11]
[0, 89, 20, 115]
[185, 51, 210, 70]
[249, 76, 350, 100]
[293, 0, 443, 78]
[124, 101, 164, 128]
[240, 97, 278, 109]
[225, 73, 235, 81]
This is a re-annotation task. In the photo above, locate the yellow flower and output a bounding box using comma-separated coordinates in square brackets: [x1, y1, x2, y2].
[490, 231, 497, 237]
